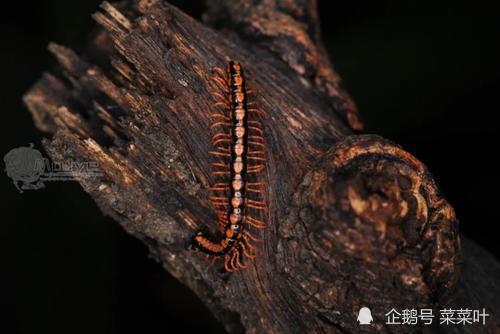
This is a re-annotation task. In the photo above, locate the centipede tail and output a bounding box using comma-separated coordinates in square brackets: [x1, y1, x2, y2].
[190, 61, 267, 271]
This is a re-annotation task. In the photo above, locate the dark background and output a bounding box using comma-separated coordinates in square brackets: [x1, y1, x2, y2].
[1, 1, 498, 333]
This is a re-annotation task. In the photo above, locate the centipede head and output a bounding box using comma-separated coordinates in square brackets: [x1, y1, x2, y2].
[188, 228, 211, 251]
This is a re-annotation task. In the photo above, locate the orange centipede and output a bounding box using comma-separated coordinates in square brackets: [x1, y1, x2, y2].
[190, 61, 266, 272]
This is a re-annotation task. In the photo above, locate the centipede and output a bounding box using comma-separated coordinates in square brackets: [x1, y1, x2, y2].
[190, 61, 266, 272]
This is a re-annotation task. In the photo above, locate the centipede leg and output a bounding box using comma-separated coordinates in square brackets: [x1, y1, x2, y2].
[216, 145, 231, 153]
[235, 246, 247, 269]
[213, 138, 231, 146]
[248, 141, 265, 147]
[249, 135, 265, 141]
[213, 132, 231, 139]
[247, 165, 265, 173]
[241, 238, 257, 259]
[247, 186, 265, 192]
[247, 182, 266, 187]
[205, 254, 218, 268]
[210, 186, 230, 191]
[244, 230, 262, 243]
[209, 151, 231, 157]
[211, 162, 229, 168]
[212, 101, 228, 108]
[234, 247, 247, 269]
[224, 252, 234, 272]
[210, 113, 230, 120]
[213, 67, 227, 78]
[248, 127, 264, 134]
[211, 76, 228, 90]
[209, 91, 230, 103]
[247, 157, 266, 162]
[210, 196, 229, 201]
[248, 120, 263, 127]
[247, 205, 267, 211]
[246, 216, 267, 228]
[211, 121, 232, 128]
[212, 171, 231, 176]
[212, 201, 229, 207]
[218, 223, 226, 232]
[230, 248, 240, 271]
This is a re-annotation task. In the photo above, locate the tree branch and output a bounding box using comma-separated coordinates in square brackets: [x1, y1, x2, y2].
[23, 1, 499, 333]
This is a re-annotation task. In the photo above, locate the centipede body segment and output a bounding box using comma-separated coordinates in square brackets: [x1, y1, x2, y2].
[190, 61, 266, 272]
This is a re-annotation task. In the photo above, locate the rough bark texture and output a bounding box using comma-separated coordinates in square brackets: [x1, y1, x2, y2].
[23, 0, 499, 333]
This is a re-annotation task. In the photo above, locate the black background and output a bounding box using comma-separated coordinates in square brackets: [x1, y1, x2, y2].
[1, 1, 498, 333]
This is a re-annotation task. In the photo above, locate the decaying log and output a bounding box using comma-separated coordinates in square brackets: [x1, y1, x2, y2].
[23, 0, 499, 333]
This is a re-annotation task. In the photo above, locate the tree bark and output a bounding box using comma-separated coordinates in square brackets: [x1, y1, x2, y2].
[23, 1, 499, 333]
